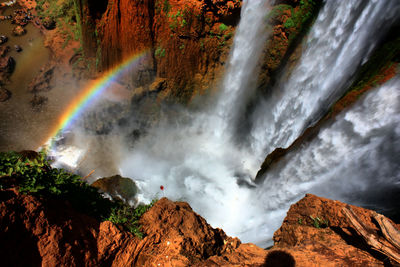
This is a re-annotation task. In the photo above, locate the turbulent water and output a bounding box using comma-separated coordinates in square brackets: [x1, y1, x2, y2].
[250, 0, 400, 159]
[50, 0, 400, 247]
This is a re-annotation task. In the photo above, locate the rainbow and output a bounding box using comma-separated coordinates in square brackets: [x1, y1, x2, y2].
[43, 49, 150, 148]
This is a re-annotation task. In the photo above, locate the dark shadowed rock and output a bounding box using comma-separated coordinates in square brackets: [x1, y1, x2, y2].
[0, 87, 11, 101]
[42, 17, 56, 30]
[92, 175, 139, 204]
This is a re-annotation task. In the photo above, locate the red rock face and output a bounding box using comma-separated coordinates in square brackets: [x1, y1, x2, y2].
[1, 186, 396, 266]
[84, 0, 241, 101]
[0, 189, 266, 266]
[271, 194, 399, 266]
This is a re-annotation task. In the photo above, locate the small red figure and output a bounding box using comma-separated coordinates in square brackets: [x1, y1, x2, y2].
[160, 185, 164, 191]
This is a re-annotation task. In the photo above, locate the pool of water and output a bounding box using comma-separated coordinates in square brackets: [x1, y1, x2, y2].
[0, 2, 82, 152]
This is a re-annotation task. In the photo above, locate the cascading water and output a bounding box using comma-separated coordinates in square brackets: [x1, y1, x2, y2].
[119, 0, 272, 242]
[250, 0, 400, 160]
[214, 0, 270, 135]
[255, 77, 400, 229]
[48, 0, 400, 248]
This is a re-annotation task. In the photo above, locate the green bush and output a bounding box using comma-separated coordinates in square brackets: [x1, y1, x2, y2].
[0, 151, 155, 237]
[155, 46, 166, 58]
[219, 23, 228, 32]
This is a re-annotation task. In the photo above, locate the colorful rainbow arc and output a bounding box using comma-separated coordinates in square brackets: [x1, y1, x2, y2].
[43, 49, 150, 148]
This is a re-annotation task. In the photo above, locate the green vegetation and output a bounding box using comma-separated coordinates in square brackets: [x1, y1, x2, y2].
[267, 0, 320, 42]
[36, 0, 82, 47]
[219, 23, 228, 32]
[108, 200, 156, 238]
[309, 215, 329, 228]
[155, 46, 166, 58]
[168, 8, 190, 30]
[0, 151, 155, 238]
[283, 18, 295, 29]
[163, 0, 171, 14]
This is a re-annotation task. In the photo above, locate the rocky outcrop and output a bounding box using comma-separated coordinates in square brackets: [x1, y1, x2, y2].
[0, 188, 267, 266]
[270, 194, 400, 266]
[91, 175, 139, 204]
[0, 87, 11, 101]
[257, 0, 322, 92]
[2, 179, 399, 267]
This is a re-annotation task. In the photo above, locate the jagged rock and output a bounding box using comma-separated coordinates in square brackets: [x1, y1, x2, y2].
[0, 87, 11, 101]
[0, 56, 15, 83]
[42, 17, 56, 30]
[30, 94, 47, 109]
[0, 45, 9, 57]
[0, 56, 15, 73]
[12, 25, 26, 36]
[271, 194, 399, 266]
[149, 77, 167, 93]
[14, 45, 22, 52]
[0, 35, 8, 45]
[91, 175, 139, 204]
[1, 182, 396, 266]
[28, 65, 54, 92]
[0, 188, 267, 266]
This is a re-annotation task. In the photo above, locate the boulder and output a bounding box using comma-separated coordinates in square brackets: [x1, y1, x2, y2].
[42, 17, 56, 30]
[0, 87, 11, 101]
[92, 175, 139, 204]
[28, 65, 54, 92]
[270, 194, 400, 266]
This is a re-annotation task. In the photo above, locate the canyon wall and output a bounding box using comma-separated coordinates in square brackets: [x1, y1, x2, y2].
[76, 0, 321, 102]
[76, 0, 241, 102]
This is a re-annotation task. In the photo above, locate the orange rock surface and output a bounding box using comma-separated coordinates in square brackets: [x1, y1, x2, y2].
[85, 0, 241, 101]
[1, 183, 397, 266]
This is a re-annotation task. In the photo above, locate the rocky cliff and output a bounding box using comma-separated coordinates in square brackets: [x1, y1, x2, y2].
[74, 0, 241, 102]
[1, 174, 399, 266]
[73, 0, 321, 102]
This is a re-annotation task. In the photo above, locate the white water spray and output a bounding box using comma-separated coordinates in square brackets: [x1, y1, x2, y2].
[214, 0, 270, 135]
[250, 0, 400, 159]
[254, 77, 400, 234]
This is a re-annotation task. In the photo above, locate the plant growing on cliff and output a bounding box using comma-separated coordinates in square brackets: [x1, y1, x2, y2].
[309, 215, 329, 228]
[155, 46, 166, 58]
[219, 23, 229, 32]
[108, 200, 156, 238]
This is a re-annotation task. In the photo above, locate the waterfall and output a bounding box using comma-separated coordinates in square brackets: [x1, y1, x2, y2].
[253, 77, 400, 239]
[214, 0, 270, 135]
[119, 0, 272, 244]
[250, 0, 400, 160]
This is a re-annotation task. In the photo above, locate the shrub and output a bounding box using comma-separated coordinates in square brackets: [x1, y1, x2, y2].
[219, 23, 228, 32]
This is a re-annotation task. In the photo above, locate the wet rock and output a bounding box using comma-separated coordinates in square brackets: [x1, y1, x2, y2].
[14, 45, 22, 52]
[0, 87, 11, 101]
[30, 94, 47, 109]
[28, 65, 54, 92]
[0, 35, 8, 45]
[12, 25, 26, 36]
[0, 46, 10, 57]
[91, 175, 139, 204]
[42, 17, 56, 30]
[0, 56, 15, 74]
[0, 56, 14, 84]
